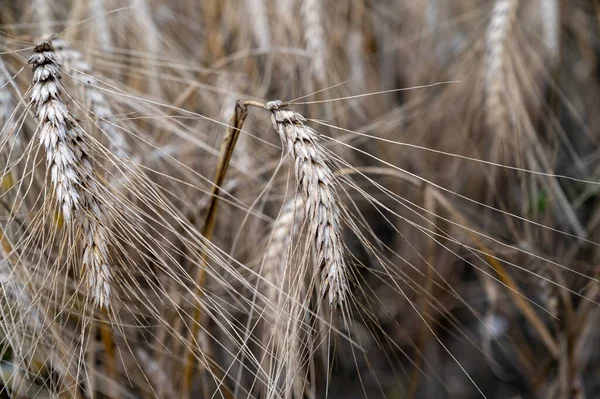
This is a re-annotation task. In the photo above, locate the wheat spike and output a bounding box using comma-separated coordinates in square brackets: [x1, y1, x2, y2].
[266, 101, 347, 306]
[29, 41, 112, 309]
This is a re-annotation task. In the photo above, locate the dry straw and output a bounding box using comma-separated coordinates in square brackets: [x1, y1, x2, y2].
[266, 100, 347, 306]
[29, 42, 112, 309]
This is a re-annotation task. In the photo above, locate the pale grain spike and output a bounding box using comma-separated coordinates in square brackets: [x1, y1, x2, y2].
[29, 42, 113, 309]
[264, 195, 304, 302]
[484, 0, 519, 145]
[266, 101, 348, 306]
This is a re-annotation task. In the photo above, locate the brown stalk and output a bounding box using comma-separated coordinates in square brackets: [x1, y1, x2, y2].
[99, 314, 116, 398]
[182, 101, 248, 397]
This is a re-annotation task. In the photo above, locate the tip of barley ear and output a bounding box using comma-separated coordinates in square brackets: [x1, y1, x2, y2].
[94, 285, 111, 310]
[323, 271, 348, 308]
[34, 41, 53, 53]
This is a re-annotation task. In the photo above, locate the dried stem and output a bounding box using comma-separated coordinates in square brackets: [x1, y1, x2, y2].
[182, 100, 248, 395]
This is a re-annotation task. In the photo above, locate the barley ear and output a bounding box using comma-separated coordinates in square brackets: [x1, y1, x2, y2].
[29, 41, 113, 309]
[484, 0, 519, 142]
[264, 195, 304, 302]
[266, 100, 348, 307]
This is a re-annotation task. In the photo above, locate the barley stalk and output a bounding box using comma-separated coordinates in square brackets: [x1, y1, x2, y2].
[91, 0, 113, 51]
[348, 30, 365, 92]
[246, 0, 271, 49]
[32, 0, 53, 37]
[301, 0, 327, 83]
[133, 0, 162, 96]
[182, 101, 248, 394]
[276, 0, 294, 15]
[0, 67, 11, 129]
[29, 42, 112, 309]
[266, 101, 347, 306]
[539, 0, 560, 61]
[518, 244, 558, 314]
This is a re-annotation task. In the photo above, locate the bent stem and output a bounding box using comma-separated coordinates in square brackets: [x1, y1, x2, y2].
[182, 101, 248, 397]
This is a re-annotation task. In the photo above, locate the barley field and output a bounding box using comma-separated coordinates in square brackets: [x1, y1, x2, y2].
[0, 1, 598, 398]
